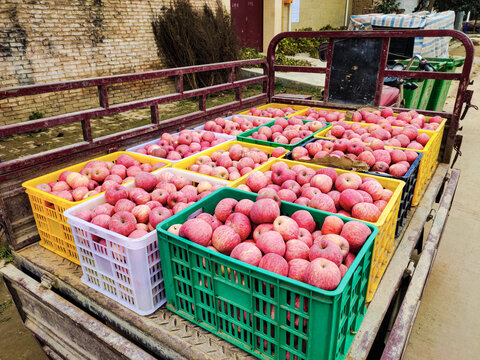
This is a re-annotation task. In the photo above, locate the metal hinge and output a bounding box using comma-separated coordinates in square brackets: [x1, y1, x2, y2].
[404, 260, 416, 278]
[40, 274, 55, 290]
[426, 208, 436, 222]
[461, 88, 478, 120]
[451, 135, 463, 168]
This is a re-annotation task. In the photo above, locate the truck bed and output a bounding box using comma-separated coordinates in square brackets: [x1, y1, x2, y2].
[1, 164, 454, 360]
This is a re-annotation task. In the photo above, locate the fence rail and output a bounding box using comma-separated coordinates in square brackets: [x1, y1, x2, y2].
[0, 58, 268, 179]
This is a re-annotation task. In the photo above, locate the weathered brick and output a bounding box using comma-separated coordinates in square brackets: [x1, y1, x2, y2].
[1, 0, 217, 125]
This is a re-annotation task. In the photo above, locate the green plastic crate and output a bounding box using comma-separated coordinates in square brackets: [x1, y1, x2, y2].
[157, 187, 379, 360]
[236, 119, 331, 151]
[427, 57, 465, 111]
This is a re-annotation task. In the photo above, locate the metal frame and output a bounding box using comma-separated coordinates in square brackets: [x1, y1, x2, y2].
[267, 30, 474, 164]
[0, 59, 268, 180]
[0, 30, 474, 180]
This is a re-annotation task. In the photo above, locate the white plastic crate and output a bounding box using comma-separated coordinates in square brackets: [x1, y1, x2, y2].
[64, 168, 229, 315]
[193, 114, 270, 134]
[125, 131, 234, 164]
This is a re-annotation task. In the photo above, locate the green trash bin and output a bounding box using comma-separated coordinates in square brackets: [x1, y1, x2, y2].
[398, 59, 447, 110]
[427, 57, 465, 111]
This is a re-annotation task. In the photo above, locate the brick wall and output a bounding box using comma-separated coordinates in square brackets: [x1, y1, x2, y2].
[352, 0, 374, 15]
[0, 0, 218, 126]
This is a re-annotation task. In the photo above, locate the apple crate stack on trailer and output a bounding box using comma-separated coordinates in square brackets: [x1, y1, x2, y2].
[22, 152, 171, 264]
[157, 187, 379, 360]
[229, 158, 404, 302]
[63, 167, 230, 315]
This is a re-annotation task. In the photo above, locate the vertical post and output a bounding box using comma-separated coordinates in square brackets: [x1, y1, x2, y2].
[235, 86, 242, 102]
[262, 63, 268, 96]
[150, 105, 159, 124]
[323, 39, 335, 103]
[175, 73, 183, 93]
[373, 37, 390, 107]
[81, 119, 93, 143]
[267, 47, 275, 102]
[199, 94, 206, 112]
[98, 85, 109, 108]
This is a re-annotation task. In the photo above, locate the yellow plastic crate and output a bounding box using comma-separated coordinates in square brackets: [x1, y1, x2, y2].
[173, 140, 283, 182]
[22, 151, 171, 265]
[229, 158, 404, 302]
[409, 130, 440, 205]
[238, 102, 309, 118]
[297, 107, 447, 133]
[314, 121, 440, 206]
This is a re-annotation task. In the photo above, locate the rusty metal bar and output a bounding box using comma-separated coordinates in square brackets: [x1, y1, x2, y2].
[374, 38, 391, 106]
[175, 74, 183, 93]
[0, 94, 267, 180]
[383, 70, 461, 80]
[271, 67, 461, 80]
[0, 75, 267, 138]
[235, 86, 241, 102]
[199, 94, 206, 112]
[98, 85, 109, 108]
[323, 39, 335, 102]
[0, 59, 266, 99]
[150, 105, 159, 124]
[274, 65, 327, 74]
[381, 169, 460, 360]
[81, 119, 93, 143]
[443, 67, 473, 162]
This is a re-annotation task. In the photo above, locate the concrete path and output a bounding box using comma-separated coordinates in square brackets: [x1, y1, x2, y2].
[243, 53, 326, 89]
[403, 43, 480, 359]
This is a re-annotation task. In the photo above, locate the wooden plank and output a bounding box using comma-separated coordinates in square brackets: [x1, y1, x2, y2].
[13, 244, 256, 360]
[346, 164, 449, 360]
[380, 170, 460, 360]
[1, 264, 157, 360]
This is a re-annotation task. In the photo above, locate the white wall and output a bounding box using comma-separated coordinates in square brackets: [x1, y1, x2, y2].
[399, 0, 420, 14]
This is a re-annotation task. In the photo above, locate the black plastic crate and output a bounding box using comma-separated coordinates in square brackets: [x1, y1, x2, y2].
[285, 139, 423, 237]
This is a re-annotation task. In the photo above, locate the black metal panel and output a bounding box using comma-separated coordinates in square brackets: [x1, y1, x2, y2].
[328, 38, 383, 106]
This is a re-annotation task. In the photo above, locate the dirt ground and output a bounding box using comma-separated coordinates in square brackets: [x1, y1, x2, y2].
[0, 275, 48, 360]
[403, 39, 480, 359]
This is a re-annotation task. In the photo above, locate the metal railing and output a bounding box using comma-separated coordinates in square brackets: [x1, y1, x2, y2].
[0, 59, 268, 179]
[266, 30, 474, 163]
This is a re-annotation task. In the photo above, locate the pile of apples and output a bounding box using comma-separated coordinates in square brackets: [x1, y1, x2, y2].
[244, 106, 298, 118]
[244, 117, 327, 145]
[35, 154, 167, 202]
[167, 196, 372, 291]
[184, 143, 287, 181]
[204, 116, 269, 136]
[134, 130, 229, 161]
[237, 161, 394, 222]
[299, 108, 347, 123]
[323, 121, 430, 150]
[290, 139, 420, 177]
[301, 107, 442, 131]
[74, 170, 224, 242]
